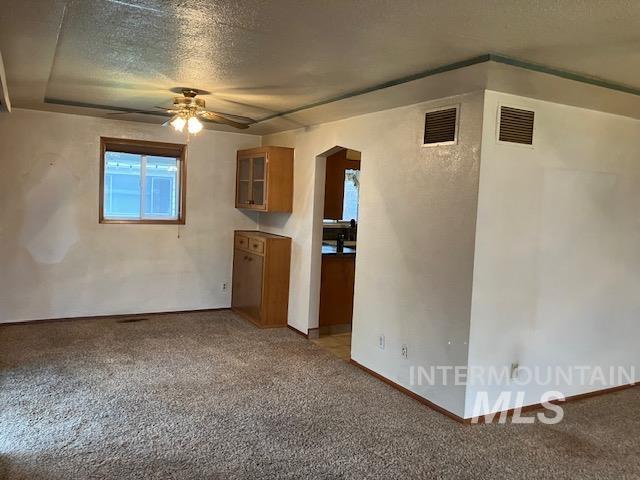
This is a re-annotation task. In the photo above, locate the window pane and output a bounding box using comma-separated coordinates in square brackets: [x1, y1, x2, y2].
[252, 180, 264, 206]
[342, 169, 359, 221]
[104, 152, 141, 219]
[143, 156, 179, 219]
[238, 157, 251, 181]
[252, 156, 265, 180]
[238, 181, 250, 204]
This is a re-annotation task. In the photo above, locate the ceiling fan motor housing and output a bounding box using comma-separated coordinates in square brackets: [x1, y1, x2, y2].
[173, 96, 205, 110]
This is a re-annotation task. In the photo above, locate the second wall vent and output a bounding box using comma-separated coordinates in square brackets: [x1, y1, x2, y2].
[499, 106, 534, 145]
[423, 106, 458, 145]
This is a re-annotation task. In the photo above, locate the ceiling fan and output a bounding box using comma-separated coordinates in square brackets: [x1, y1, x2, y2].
[109, 88, 255, 133]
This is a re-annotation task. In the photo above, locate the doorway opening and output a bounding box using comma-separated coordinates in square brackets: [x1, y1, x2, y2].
[310, 147, 361, 361]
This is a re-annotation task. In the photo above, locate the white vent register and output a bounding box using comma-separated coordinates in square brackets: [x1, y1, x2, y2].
[498, 106, 534, 145]
[423, 106, 458, 146]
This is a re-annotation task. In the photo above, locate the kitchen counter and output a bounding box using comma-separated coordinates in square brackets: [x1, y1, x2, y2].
[321, 244, 356, 256]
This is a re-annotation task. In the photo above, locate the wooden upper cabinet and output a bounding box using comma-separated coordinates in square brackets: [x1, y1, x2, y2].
[235, 146, 294, 213]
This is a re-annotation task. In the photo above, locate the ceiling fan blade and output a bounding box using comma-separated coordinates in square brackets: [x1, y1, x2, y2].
[154, 106, 179, 112]
[106, 110, 155, 116]
[162, 115, 179, 128]
[215, 112, 256, 124]
[198, 110, 251, 129]
[209, 96, 275, 115]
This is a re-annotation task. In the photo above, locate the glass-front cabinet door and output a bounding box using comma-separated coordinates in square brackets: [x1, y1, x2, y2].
[236, 153, 268, 209]
[237, 156, 251, 207]
[251, 155, 266, 209]
[235, 146, 292, 213]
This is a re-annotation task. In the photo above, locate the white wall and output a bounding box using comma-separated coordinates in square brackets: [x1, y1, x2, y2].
[0, 108, 260, 323]
[260, 92, 484, 417]
[4, 91, 634, 420]
[466, 91, 640, 417]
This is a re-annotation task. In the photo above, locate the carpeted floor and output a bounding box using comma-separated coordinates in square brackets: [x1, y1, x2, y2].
[0, 310, 638, 480]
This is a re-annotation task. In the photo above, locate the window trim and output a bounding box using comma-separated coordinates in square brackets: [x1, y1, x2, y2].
[99, 137, 187, 225]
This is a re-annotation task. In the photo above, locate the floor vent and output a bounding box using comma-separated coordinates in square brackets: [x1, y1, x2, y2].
[117, 317, 149, 324]
[499, 106, 535, 145]
[423, 106, 458, 145]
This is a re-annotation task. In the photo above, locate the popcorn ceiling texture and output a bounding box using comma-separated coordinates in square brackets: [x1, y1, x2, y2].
[1, 310, 639, 479]
[3, 0, 640, 130]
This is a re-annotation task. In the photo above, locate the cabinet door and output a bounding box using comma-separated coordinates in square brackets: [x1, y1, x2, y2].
[231, 249, 248, 312]
[319, 256, 356, 327]
[251, 155, 266, 209]
[237, 156, 252, 207]
[232, 250, 264, 323]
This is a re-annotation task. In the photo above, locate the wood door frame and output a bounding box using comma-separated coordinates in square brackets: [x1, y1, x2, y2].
[308, 146, 362, 332]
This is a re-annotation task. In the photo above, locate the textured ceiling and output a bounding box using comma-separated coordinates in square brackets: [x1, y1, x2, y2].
[0, 0, 639, 133]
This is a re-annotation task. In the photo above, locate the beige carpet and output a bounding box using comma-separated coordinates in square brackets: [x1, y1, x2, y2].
[0, 310, 638, 479]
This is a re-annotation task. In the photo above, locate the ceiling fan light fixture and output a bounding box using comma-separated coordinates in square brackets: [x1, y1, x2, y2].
[170, 115, 186, 132]
[157, 89, 253, 132]
[187, 116, 203, 134]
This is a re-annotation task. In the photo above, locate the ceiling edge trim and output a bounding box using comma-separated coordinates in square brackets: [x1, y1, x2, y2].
[43, 53, 640, 127]
[256, 54, 492, 122]
[488, 53, 640, 97]
[256, 53, 640, 124]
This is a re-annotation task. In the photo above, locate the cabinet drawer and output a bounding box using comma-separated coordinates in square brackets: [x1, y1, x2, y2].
[248, 237, 265, 254]
[235, 234, 250, 251]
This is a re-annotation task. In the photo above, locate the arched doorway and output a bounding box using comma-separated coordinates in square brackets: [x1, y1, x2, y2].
[309, 147, 361, 361]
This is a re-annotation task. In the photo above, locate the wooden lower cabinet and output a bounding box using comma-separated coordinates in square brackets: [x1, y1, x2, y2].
[231, 231, 291, 327]
[319, 254, 356, 327]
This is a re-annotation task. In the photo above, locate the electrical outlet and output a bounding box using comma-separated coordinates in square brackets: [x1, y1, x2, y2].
[221, 282, 228, 292]
[511, 363, 519, 379]
[378, 334, 385, 350]
[401, 344, 408, 359]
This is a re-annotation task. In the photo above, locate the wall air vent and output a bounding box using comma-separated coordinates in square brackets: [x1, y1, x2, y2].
[423, 106, 458, 146]
[499, 106, 534, 145]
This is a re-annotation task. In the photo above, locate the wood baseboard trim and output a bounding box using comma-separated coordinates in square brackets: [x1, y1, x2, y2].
[230, 308, 288, 329]
[287, 325, 309, 338]
[468, 382, 639, 424]
[318, 323, 352, 336]
[350, 359, 638, 425]
[0, 307, 230, 327]
[349, 359, 466, 424]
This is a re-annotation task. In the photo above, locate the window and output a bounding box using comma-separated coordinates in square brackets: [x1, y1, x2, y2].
[342, 169, 360, 221]
[99, 138, 186, 224]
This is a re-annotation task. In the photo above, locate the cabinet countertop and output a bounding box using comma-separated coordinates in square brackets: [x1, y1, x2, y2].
[321, 244, 356, 256]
